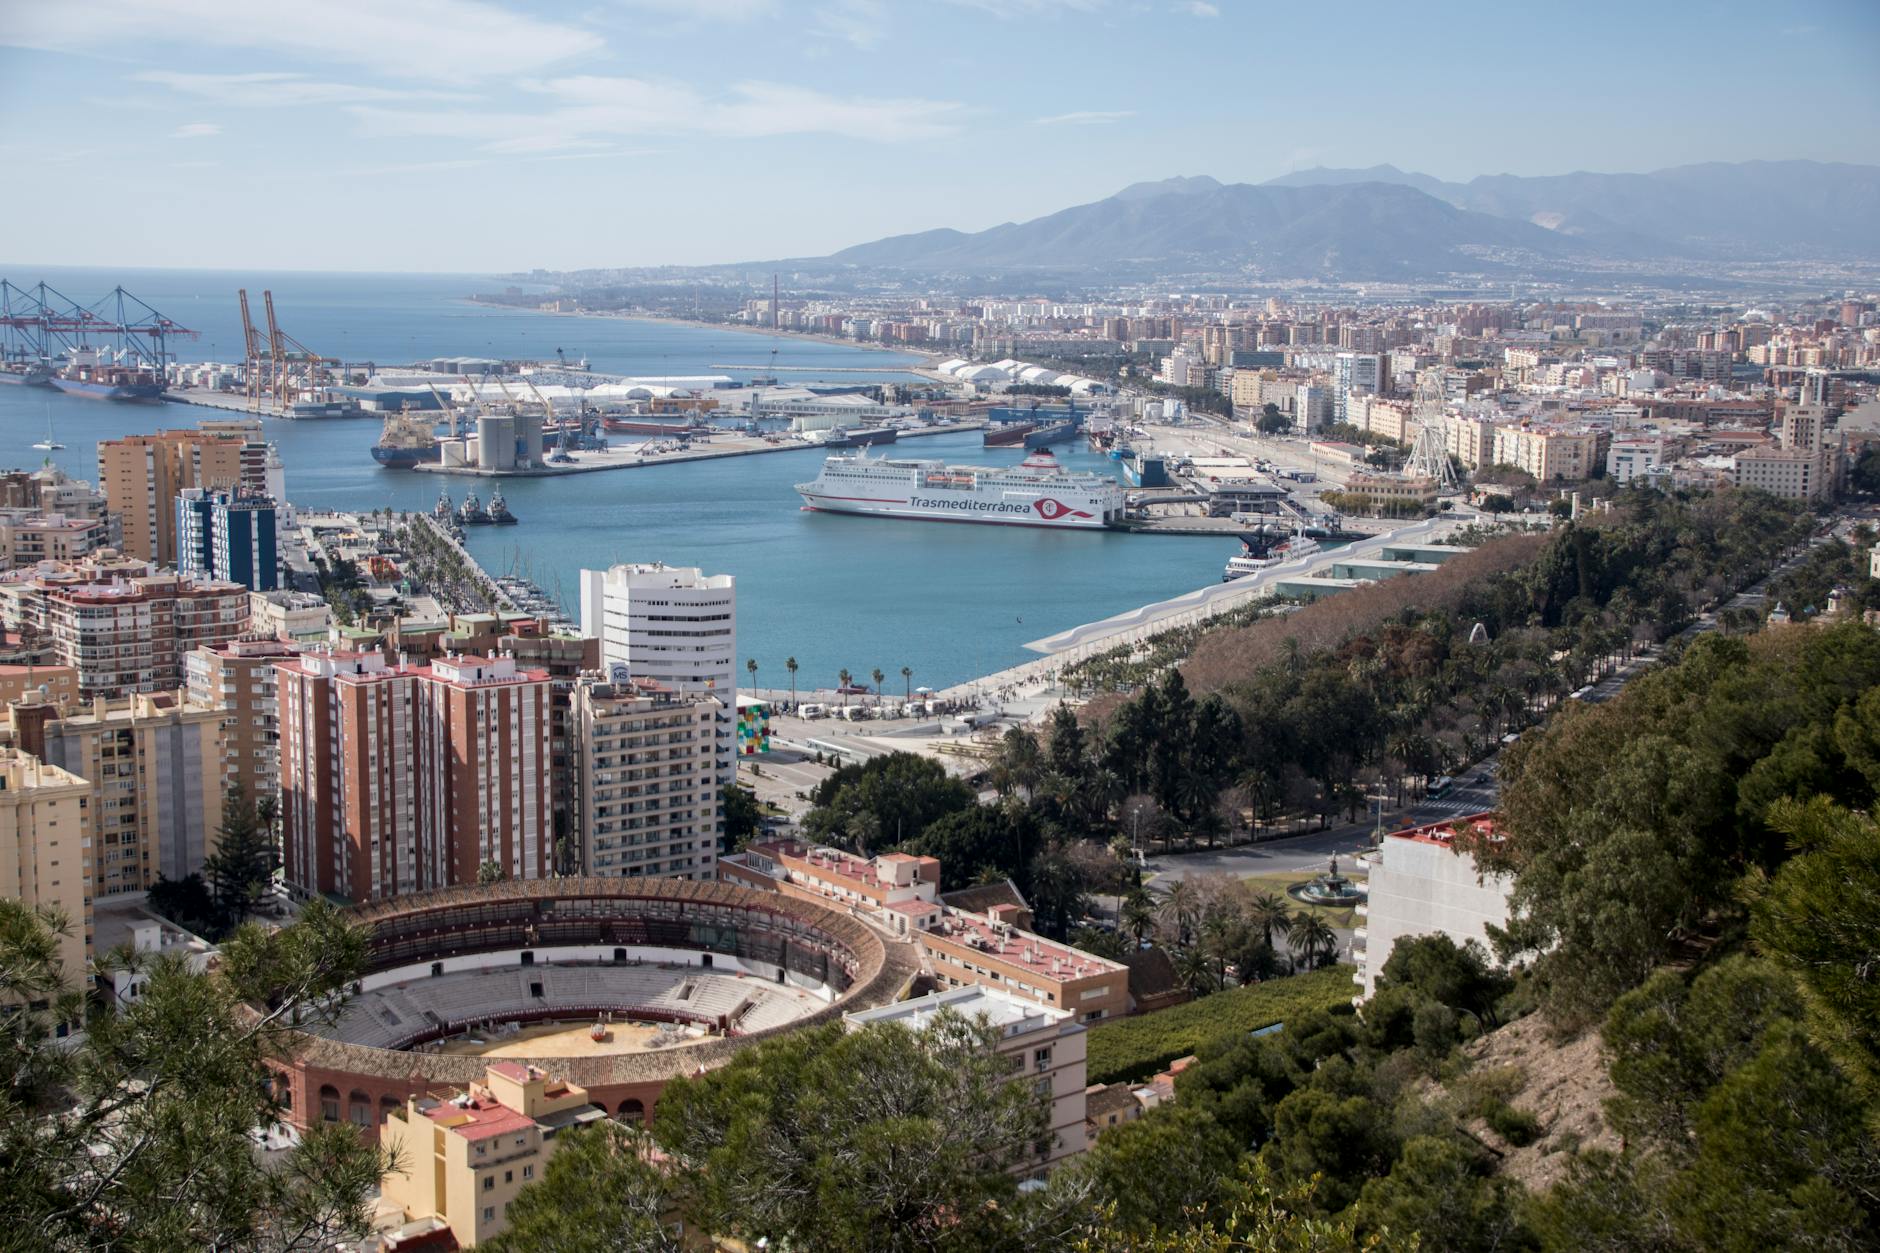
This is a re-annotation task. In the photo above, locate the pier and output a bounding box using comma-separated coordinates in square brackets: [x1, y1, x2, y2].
[409, 421, 984, 478]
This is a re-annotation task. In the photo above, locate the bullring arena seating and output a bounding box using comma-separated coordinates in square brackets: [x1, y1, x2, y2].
[310, 960, 822, 1051]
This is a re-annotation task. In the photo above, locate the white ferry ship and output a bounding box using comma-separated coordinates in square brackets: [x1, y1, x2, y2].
[797, 448, 1125, 530]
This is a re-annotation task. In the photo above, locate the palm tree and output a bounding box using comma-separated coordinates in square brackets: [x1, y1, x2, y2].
[995, 727, 1044, 801]
[901, 665, 913, 704]
[1161, 879, 1198, 948]
[837, 668, 852, 711]
[1121, 890, 1157, 946]
[871, 667, 884, 709]
[786, 656, 798, 711]
[1247, 891, 1292, 949]
[746, 657, 758, 697]
[1290, 913, 1337, 970]
[1173, 944, 1214, 998]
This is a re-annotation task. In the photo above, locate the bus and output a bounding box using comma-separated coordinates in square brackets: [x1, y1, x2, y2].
[1427, 776, 1455, 799]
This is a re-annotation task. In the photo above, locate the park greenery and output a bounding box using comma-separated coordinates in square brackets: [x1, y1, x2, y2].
[5, 482, 1874, 1250]
[0, 898, 391, 1251]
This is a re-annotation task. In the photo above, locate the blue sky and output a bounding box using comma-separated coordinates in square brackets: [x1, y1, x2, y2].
[3, 0, 1877, 272]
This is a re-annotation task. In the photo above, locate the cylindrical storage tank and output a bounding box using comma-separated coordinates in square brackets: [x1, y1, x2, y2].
[439, 437, 469, 468]
[477, 415, 515, 470]
[518, 413, 543, 467]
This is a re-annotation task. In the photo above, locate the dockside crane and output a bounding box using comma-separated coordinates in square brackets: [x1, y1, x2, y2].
[239, 289, 266, 411]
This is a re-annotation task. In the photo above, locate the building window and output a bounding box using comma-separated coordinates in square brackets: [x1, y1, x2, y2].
[483, 1176, 494, 1192]
[483, 1207, 495, 1223]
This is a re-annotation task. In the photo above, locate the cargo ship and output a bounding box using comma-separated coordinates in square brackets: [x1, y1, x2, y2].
[50, 363, 162, 401]
[371, 411, 442, 468]
[983, 421, 1036, 448]
[797, 447, 1124, 530]
[601, 416, 714, 437]
[0, 362, 53, 387]
[824, 424, 898, 448]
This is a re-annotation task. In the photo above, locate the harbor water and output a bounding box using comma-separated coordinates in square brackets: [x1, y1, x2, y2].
[0, 268, 1230, 689]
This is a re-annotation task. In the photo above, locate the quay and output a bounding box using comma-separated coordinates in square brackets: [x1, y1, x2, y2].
[409, 420, 986, 478]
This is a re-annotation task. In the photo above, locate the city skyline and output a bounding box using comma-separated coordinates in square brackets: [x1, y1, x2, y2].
[2, 0, 1877, 272]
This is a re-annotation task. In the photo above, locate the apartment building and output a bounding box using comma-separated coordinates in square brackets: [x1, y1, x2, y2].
[0, 560, 252, 699]
[8, 691, 225, 909]
[720, 838, 942, 935]
[571, 676, 721, 881]
[0, 747, 93, 986]
[1353, 813, 1512, 999]
[276, 648, 550, 903]
[0, 662, 78, 709]
[920, 907, 1130, 1023]
[185, 638, 298, 808]
[249, 589, 332, 642]
[1443, 412, 1499, 470]
[845, 985, 1089, 1175]
[578, 563, 736, 783]
[98, 427, 267, 564]
[380, 1063, 608, 1247]
[1490, 426, 1602, 482]
[720, 840, 1130, 1019]
[176, 488, 279, 592]
[0, 513, 107, 568]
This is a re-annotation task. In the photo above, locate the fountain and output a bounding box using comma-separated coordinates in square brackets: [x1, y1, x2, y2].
[1288, 853, 1364, 907]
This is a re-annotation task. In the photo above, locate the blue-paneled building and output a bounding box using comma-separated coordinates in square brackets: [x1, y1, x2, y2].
[177, 488, 279, 591]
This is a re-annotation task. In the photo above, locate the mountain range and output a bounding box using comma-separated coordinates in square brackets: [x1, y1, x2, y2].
[816, 160, 1880, 280]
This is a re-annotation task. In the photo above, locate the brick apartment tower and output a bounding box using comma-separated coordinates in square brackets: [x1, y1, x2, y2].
[276, 649, 550, 903]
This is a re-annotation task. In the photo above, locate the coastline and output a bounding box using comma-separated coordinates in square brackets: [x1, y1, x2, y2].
[462, 298, 936, 363]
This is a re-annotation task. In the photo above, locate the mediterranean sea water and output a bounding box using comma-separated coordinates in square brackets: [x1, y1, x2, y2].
[0, 267, 1229, 689]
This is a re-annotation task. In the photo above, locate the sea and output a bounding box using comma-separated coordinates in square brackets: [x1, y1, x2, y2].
[0, 267, 1230, 690]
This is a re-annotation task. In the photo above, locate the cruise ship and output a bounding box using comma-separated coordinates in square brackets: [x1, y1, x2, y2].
[796, 448, 1125, 530]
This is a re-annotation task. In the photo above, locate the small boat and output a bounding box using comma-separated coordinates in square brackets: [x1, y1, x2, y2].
[433, 489, 454, 520]
[487, 489, 518, 525]
[31, 407, 64, 451]
[458, 491, 490, 525]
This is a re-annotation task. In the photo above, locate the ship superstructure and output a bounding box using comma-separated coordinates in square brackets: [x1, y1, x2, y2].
[796, 448, 1124, 530]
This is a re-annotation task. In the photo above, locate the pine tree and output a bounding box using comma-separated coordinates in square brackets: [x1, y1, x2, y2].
[203, 785, 276, 932]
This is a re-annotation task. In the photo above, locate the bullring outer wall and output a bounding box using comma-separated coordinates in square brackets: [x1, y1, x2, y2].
[266, 876, 915, 1136]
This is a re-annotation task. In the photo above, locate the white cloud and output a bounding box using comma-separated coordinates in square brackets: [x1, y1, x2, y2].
[1034, 110, 1133, 126]
[3, 0, 600, 80]
[135, 71, 471, 107]
[169, 122, 221, 139]
[811, 0, 887, 48]
[1180, 1, 1220, 16]
[349, 76, 964, 149]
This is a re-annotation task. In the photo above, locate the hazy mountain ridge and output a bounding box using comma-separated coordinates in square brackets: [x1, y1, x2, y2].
[810, 160, 1878, 280]
[1265, 159, 1880, 256]
[828, 180, 1595, 279]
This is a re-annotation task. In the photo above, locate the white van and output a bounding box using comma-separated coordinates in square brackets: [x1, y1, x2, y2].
[799, 703, 826, 719]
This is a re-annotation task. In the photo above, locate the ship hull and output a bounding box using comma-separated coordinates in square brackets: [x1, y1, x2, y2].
[983, 423, 1036, 447]
[1023, 421, 1074, 449]
[800, 498, 1113, 530]
[50, 377, 162, 402]
[0, 367, 53, 387]
[826, 428, 898, 448]
[373, 445, 442, 468]
[603, 418, 711, 436]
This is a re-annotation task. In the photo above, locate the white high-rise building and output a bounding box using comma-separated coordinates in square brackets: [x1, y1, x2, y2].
[578, 563, 737, 782]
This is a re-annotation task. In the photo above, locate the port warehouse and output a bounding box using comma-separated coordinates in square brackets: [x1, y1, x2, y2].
[264, 877, 910, 1138]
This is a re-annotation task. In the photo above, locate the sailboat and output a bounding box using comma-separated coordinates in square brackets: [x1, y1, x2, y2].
[31, 405, 64, 452]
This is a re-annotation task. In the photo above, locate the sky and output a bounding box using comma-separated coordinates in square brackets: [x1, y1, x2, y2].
[2, 0, 1877, 273]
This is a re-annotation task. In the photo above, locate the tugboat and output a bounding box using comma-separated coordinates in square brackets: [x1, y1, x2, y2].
[433, 489, 454, 521]
[487, 489, 518, 525]
[458, 491, 490, 525]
